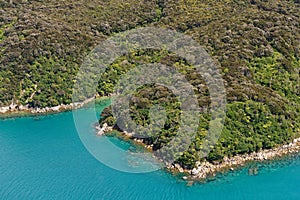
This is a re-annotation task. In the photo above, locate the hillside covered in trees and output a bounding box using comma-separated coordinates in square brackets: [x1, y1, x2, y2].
[1, 0, 299, 168]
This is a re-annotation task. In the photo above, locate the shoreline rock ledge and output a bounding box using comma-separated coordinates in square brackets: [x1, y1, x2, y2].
[0, 97, 96, 115]
[188, 137, 300, 180]
[94, 121, 300, 182]
[95, 123, 113, 136]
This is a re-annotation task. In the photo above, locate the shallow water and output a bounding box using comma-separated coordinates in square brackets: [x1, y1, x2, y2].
[0, 101, 299, 199]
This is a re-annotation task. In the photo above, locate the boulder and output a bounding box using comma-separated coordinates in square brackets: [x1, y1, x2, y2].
[191, 168, 199, 175]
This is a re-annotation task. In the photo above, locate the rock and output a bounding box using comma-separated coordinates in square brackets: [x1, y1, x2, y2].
[105, 126, 113, 132]
[293, 139, 297, 143]
[256, 153, 264, 160]
[182, 176, 188, 180]
[223, 156, 229, 162]
[123, 131, 133, 137]
[97, 130, 104, 136]
[191, 168, 199, 175]
[248, 167, 258, 176]
[102, 123, 108, 129]
[51, 105, 60, 112]
[186, 181, 194, 186]
[0, 106, 10, 113]
[96, 123, 110, 136]
[174, 164, 184, 173]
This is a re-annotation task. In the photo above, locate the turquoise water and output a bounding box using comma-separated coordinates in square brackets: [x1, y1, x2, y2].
[0, 102, 300, 199]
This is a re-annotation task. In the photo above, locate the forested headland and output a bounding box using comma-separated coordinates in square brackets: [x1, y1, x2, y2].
[1, 0, 299, 169]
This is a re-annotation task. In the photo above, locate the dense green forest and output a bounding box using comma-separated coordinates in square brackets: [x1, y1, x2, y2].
[1, 0, 299, 168]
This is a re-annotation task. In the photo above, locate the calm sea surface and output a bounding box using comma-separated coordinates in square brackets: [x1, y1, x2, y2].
[0, 100, 299, 199]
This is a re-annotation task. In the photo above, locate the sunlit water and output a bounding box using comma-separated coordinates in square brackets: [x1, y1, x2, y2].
[0, 100, 299, 199]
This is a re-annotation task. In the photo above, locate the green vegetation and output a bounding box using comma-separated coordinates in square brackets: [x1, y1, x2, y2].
[99, 50, 299, 168]
[1, 0, 299, 168]
[207, 101, 298, 162]
[248, 51, 299, 102]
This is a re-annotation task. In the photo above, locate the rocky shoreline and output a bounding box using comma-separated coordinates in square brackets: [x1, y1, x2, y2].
[95, 123, 300, 182]
[0, 97, 96, 116]
[182, 137, 300, 181]
[6, 97, 296, 183]
[95, 123, 113, 136]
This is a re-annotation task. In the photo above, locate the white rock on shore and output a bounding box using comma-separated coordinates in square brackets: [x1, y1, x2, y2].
[96, 123, 113, 136]
[0, 102, 20, 113]
[174, 164, 184, 173]
[0, 106, 11, 113]
[187, 137, 300, 180]
[0, 97, 96, 115]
